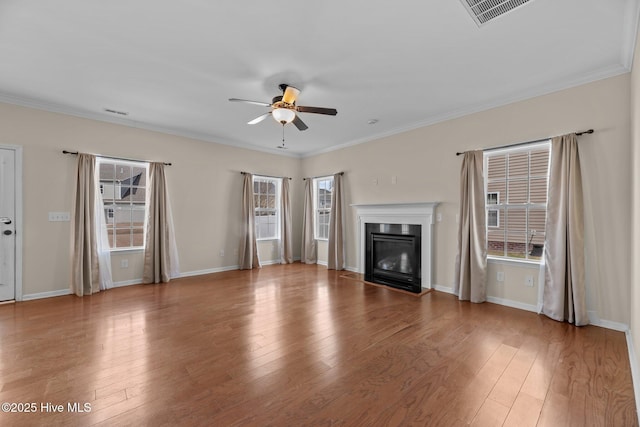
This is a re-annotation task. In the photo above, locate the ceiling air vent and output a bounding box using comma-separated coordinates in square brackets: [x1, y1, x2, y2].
[460, 0, 533, 27]
[103, 108, 129, 116]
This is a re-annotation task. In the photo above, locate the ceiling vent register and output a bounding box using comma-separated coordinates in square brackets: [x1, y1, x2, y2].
[460, 0, 532, 26]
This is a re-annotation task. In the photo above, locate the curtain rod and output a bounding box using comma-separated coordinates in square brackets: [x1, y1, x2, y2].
[62, 150, 172, 166]
[241, 171, 291, 180]
[303, 172, 344, 180]
[455, 129, 594, 156]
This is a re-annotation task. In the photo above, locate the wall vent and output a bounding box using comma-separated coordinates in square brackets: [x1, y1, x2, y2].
[459, 0, 533, 27]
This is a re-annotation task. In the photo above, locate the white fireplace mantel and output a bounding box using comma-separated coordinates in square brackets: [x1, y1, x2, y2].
[352, 202, 439, 289]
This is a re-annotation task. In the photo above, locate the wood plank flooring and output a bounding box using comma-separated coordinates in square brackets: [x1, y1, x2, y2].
[0, 264, 636, 426]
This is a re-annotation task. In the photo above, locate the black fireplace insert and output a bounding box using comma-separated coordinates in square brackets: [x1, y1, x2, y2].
[365, 223, 422, 293]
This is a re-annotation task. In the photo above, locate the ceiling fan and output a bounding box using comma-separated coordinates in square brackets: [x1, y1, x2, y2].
[229, 84, 337, 131]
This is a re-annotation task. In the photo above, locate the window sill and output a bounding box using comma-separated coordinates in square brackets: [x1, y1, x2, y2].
[257, 238, 281, 242]
[110, 247, 144, 254]
[487, 256, 541, 267]
[315, 238, 329, 242]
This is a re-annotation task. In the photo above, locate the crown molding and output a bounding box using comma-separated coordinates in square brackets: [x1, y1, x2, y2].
[0, 92, 303, 159]
[302, 64, 629, 158]
[0, 60, 631, 162]
[622, 0, 640, 70]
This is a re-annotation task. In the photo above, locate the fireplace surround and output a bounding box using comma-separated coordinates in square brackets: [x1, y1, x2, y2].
[353, 202, 439, 291]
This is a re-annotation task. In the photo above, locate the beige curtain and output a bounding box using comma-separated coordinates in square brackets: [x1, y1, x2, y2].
[454, 150, 487, 303]
[71, 153, 111, 296]
[239, 173, 260, 269]
[280, 178, 293, 264]
[327, 173, 345, 270]
[301, 178, 317, 264]
[143, 162, 180, 284]
[542, 134, 588, 325]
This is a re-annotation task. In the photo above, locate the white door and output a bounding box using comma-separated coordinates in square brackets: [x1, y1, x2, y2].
[0, 148, 15, 301]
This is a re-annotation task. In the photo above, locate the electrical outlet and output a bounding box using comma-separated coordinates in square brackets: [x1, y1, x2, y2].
[372, 178, 378, 185]
[497, 272, 505, 282]
[219, 250, 225, 257]
[437, 213, 442, 222]
[525, 275, 534, 287]
[120, 259, 128, 268]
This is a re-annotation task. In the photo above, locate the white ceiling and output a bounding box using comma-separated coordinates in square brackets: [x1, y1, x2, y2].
[0, 0, 637, 157]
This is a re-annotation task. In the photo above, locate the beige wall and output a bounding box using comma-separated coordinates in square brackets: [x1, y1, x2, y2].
[630, 23, 640, 379]
[0, 103, 302, 296]
[302, 74, 631, 325]
[1, 71, 633, 327]
[486, 261, 539, 308]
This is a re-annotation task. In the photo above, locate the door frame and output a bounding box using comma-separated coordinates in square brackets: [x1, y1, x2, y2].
[0, 144, 23, 301]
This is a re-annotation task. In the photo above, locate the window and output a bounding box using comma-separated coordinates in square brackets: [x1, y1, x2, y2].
[487, 192, 499, 228]
[485, 141, 550, 261]
[314, 176, 333, 240]
[98, 159, 148, 250]
[253, 176, 280, 240]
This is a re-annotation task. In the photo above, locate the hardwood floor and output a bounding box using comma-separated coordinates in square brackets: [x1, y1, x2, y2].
[0, 264, 636, 426]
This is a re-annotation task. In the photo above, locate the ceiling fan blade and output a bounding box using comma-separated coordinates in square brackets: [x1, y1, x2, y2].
[292, 115, 308, 131]
[248, 112, 271, 125]
[229, 98, 271, 107]
[296, 106, 338, 116]
[282, 86, 300, 104]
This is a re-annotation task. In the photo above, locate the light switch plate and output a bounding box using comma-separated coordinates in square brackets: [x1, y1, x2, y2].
[48, 212, 70, 222]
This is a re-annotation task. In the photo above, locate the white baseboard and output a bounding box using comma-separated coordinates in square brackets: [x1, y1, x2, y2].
[433, 288, 629, 329]
[179, 265, 240, 278]
[435, 284, 538, 313]
[625, 330, 640, 427]
[22, 289, 72, 301]
[486, 296, 538, 313]
[308, 261, 356, 270]
[444, 292, 631, 329]
[21, 281, 144, 299]
[588, 310, 629, 332]
[434, 284, 455, 294]
[432, 286, 539, 314]
[112, 279, 144, 288]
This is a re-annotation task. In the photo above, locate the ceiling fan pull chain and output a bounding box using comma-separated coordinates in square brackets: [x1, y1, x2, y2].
[282, 123, 285, 143]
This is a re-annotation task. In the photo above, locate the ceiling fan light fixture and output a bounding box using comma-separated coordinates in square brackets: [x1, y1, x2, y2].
[282, 86, 300, 104]
[272, 108, 296, 124]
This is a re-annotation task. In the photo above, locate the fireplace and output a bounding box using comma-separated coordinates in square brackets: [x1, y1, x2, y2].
[365, 223, 421, 293]
[353, 202, 439, 292]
